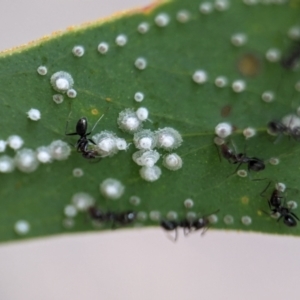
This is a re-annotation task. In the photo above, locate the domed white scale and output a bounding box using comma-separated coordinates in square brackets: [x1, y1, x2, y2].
[50, 71, 74, 93]
[100, 178, 125, 200]
[155, 127, 183, 151]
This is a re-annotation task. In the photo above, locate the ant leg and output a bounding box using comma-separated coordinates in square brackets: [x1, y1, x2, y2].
[88, 138, 96, 145]
[165, 229, 178, 242]
[267, 200, 272, 210]
[90, 107, 110, 133]
[214, 144, 222, 163]
[174, 228, 178, 242]
[290, 212, 300, 221]
[183, 227, 190, 236]
[260, 181, 272, 198]
[261, 209, 270, 216]
[65, 111, 77, 135]
[227, 162, 243, 178]
[276, 215, 283, 223]
[201, 226, 209, 236]
[229, 139, 238, 154]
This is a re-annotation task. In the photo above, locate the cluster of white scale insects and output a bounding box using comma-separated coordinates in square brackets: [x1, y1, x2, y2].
[89, 106, 184, 182]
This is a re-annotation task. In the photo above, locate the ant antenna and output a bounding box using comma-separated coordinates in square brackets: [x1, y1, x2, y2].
[90, 107, 110, 132]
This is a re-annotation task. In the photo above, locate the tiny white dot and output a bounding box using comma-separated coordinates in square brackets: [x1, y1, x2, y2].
[167, 211, 178, 220]
[287, 201, 298, 210]
[215, 122, 232, 138]
[184, 198, 194, 208]
[139, 166, 162, 182]
[275, 182, 286, 192]
[49, 140, 71, 160]
[215, 0, 230, 11]
[137, 22, 150, 34]
[73, 168, 84, 177]
[115, 138, 128, 150]
[135, 57, 147, 70]
[72, 192, 95, 211]
[207, 214, 218, 224]
[0, 140, 7, 152]
[8, 135, 24, 150]
[243, 127, 256, 139]
[163, 153, 183, 171]
[27, 108, 41, 121]
[186, 212, 197, 221]
[149, 211, 161, 221]
[213, 136, 225, 145]
[223, 215, 234, 224]
[64, 205, 77, 218]
[237, 169, 248, 177]
[192, 70, 208, 84]
[241, 216, 252, 226]
[262, 91, 275, 103]
[14, 220, 30, 235]
[100, 178, 125, 200]
[53, 94, 64, 104]
[155, 13, 170, 27]
[136, 107, 149, 121]
[72, 45, 85, 57]
[266, 48, 281, 62]
[129, 196, 141, 206]
[67, 89, 77, 98]
[37, 66, 47, 75]
[232, 80, 246, 93]
[98, 42, 109, 54]
[215, 76, 228, 88]
[0, 155, 15, 173]
[36, 146, 52, 163]
[176, 10, 190, 23]
[231, 33, 247, 47]
[115, 34, 127, 47]
[269, 157, 279, 165]
[199, 2, 214, 14]
[134, 92, 144, 102]
[288, 26, 300, 40]
[15, 148, 39, 173]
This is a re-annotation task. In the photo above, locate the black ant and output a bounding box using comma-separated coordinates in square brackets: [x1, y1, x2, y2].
[267, 120, 300, 142]
[88, 206, 106, 222]
[160, 210, 218, 242]
[219, 143, 265, 173]
[260, 182, 299, 227]
[88, 206, 136, 227]
[65, 113, 105, 159]
[160, 220, 182, 241]
[114, 211, 137, 225]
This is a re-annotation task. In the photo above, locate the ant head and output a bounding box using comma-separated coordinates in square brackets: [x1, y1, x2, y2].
[248, 158, 265, 172]
[160, 219, 178, 230]
[267, 121, 285, 134]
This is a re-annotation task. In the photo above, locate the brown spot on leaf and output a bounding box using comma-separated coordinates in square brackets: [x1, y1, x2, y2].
[237, 53, 261, 77]
[221, 105, 232, 117]
[241, 196, 249, 204]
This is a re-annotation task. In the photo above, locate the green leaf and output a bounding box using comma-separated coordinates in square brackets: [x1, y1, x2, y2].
[0, 0, 300, 243]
